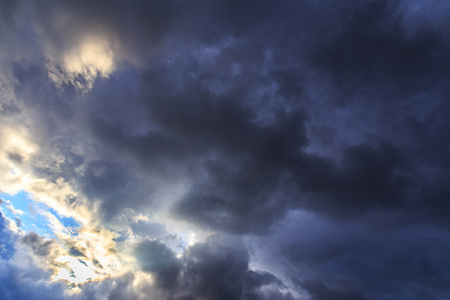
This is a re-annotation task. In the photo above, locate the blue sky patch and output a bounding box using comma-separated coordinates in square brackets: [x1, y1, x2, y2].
[0, 190, 79, 238]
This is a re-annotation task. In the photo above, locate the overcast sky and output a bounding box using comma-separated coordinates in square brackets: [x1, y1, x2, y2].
[1, 1, 450, 299]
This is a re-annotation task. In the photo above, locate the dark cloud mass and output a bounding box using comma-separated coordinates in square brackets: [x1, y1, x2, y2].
[1, 0, 450, 299]
[134, 236, 294, 300]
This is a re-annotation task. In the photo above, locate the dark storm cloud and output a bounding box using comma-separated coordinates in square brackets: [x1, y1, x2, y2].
[1, 0, 450, 299]
[80, 60, 310, 231]
[300, 281, 372, 300]
[135, 240, 181, 288]
[175, 236, 294, 300]
[312, 0, 450, 102]
[78, 160, 151, 221]
[26, 0, 285, 65]
[303, 0, 450, 227]
[255, 213, 450, 300]
[85, 64, 415, 230]
[0, 0, 413, 229]
[297, 142, 410, 216]
[133, 236, 293, 300]
[71, 0, 448, 230]
[81, 237, 293, 300]
[5, 0, 446, 232]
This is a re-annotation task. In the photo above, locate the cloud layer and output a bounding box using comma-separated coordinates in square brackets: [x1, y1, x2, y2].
[1, 0, 450, 299]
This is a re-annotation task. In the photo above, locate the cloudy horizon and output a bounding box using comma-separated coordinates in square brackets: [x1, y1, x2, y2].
[1, 1, 450, 299]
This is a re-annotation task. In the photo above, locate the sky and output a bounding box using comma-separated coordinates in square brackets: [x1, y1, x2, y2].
[0, 0, 450, 299]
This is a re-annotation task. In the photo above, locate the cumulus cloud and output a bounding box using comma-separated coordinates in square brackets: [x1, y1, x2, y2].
[132, 236, 294, 300]
[134, 239, 181, 288]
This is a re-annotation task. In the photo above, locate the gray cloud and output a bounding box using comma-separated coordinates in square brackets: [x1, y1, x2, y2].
[0, 222, 69, 300]
[253, 212, 450, 300]
[20, 232, 57, 258]
[68, 246, 86, 258]
[175, 236, 293, 300]
[0, 261, 68, 300]
[133, 236, 294, 300]
[134, 240, 181, 289]
[0, 0, 450, 299]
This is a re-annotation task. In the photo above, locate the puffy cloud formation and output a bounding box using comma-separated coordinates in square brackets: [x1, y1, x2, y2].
[1, 0, 450, 299]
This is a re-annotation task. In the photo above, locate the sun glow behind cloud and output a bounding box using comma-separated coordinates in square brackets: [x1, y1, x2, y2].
[0, 190, 126, 286]
[0, 187, 205, 288]
[63, 37, 115, 78]
[49, 225, 128, 287]
[47, 35, 116, 93]
[53, 256, 99, 285]
[0, 126, 198, 289]
[2, 1, 450, 299]
[0, 128, 38, 190]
